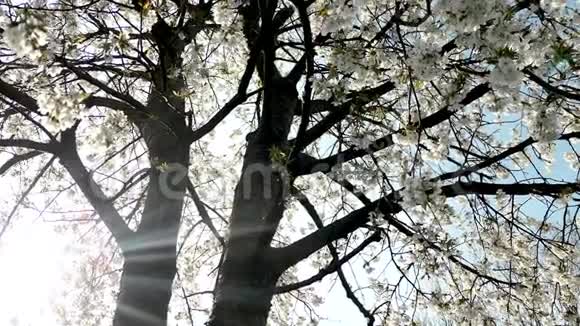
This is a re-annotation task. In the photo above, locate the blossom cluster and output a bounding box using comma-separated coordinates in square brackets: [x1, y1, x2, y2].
[407, 39, 448, 81]
[435, 0, 501, 33]
[1, 14, 48, 62]
[37, 90, 86, 132]
[317, 0, 361, 35]
[525, 106, 562, 142]
[400, 175, 445, 210]
[489, 57, 524, 91]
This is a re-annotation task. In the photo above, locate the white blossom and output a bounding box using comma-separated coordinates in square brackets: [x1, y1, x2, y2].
[494, 165, 509, 179]
[564, 152, 580, 170]
[393, 129, 419, 145]
[2, 15, 48, 62]
[424, 126, 450, 161]
[435, 0, 500, 32]
[408, 39, 447, 81]
[368, 210, 385, 226]
[318, 0, 361, 35]
[37, 90, 86, 132]
[400, 176, 444, 210]
[525, 106, 561, 142]
[352, 135, 372, 150]
[489, 58, 523, 91]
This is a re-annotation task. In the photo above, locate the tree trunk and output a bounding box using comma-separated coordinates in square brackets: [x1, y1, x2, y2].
[209, 253, 278, 326]
[112, 152, 188, 326]
[112, 239, 177, 326]
[113, 82, 190, 325]
[207, 158, 285, 326]
[208, 75, 298, 326]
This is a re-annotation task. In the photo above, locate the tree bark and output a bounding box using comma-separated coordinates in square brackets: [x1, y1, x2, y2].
[208, 73, 298, 325]
[112, 161, 187, 326]
[209, 252, 279, 326]
[113, 75, 190, 325]
[112, 239, 178, 326]
[207, 142, 286, 326]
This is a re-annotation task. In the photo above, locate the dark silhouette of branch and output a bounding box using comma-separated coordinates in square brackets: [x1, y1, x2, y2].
[56, 57, 148, 112]
[1, 78, 143, 114]
[292, 83, 490, 176]
[275, 231, 381, 293]
[523, 68, 580, 101]
[186, 177, 225, 246]
[0, 79, 41, 112]
[437, 131, 580, 181]
[0, 139, 56, 153]
[0, 150, 43, 175]
[291, 80, 397, 153]
[289, 0, 315, 161]
[0, 156, 56, 239]
[285, 187, 376, 324]
[279, 180, 579, 271]
[189, 89, 261, 143]
[56, 128, 134, 251]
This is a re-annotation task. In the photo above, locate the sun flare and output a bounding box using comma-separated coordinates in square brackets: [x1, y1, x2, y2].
[0, 221, 68, 325]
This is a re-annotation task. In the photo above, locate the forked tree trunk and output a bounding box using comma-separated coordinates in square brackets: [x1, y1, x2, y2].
[112, 11, 298, 322]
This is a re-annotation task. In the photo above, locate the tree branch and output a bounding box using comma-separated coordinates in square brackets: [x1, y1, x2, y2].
[0, 150, 43, 175]
[0, 79, 40, 112]
[275, 231, 381, 293]
[0, 139, 56, 153]
[292, 83, 490, 176]
[56, 128, 134, 251]
[185, 177, 225, 246]
[84, 96, 134, 113]
[189, 89, 260, 143]
[437, 131, 580, 181]
[284, 187, 376, 323]
[0, 156, 56, 240]
[289, 0, 315, 161]
[291, 80, 396, 153]
[278, 180, 579, 269]
[523, 68, 580, 101]
[56, 57, 148, 112]
[1, 77, 146, 115]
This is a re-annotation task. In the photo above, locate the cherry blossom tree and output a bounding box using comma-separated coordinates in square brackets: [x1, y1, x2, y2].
[0, 0, 579, 325]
